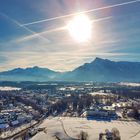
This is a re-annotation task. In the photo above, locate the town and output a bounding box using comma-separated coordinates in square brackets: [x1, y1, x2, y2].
[0, 82, 140, 139]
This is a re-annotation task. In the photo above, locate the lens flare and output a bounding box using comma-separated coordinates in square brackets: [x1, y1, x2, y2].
[67, 14, 92, 42]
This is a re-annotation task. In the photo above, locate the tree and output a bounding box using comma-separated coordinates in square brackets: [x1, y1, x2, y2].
[78, 131, 89, 140]
[111, 128, 121, 140]
[133, 108, 139, 119]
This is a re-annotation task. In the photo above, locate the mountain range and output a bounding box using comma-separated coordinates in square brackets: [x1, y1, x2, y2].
[0, 57, 140, 82]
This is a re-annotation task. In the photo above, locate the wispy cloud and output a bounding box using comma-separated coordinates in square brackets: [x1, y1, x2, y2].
[0, 12, 50, 43]
[0, 0, 140, 72]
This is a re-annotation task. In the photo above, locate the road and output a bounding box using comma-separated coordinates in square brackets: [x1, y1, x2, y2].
[1, 120, 43, 140]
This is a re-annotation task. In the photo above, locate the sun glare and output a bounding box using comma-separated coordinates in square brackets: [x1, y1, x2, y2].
[67, 14, 92, 42]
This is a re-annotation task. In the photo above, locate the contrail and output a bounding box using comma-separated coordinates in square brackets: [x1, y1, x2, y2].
[17, 26, 66, 42]
[0, 12, 50, 43]
[91, 16, 112, 23]
[17, 16, 112, 42]
[22, 0, 140, 26]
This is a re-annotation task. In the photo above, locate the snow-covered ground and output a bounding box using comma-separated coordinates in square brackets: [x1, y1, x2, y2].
[31, 117, 140, 140]
[119, 82, 140, 87]
[0, 86, 21, 91]
[89, 92, 110, 96]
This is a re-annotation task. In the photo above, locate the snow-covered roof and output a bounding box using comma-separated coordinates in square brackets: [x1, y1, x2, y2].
[0, 124, 9, 129]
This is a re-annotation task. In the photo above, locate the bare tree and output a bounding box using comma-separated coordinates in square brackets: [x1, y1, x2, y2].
[105, 129, 113, 140]
[99, 132, 105, 140]
[78, 131, 89, 140]
[111, 128, 121, 140]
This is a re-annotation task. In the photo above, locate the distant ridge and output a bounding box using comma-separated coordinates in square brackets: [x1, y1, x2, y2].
[0, 66, 59, 81]
[0, 58, 140, 82]
[65, 57, 140, 82]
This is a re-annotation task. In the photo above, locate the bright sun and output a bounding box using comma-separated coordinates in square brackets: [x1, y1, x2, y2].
[67, 14, 92, 42]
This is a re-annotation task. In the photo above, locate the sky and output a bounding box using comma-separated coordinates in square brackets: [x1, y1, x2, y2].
[0, 0, 140, 72]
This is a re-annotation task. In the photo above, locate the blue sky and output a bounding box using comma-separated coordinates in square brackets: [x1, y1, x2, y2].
[0, 0, 140, 71]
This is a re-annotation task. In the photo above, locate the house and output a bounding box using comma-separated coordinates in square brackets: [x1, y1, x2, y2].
[86, 106, 117, 119]
[10, 120, 19, 127]
[0, 123, 9, 131]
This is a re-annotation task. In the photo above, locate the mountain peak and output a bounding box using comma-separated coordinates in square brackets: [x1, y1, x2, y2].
[93, 57, 105, 63]
[94, 57, 104, 61]
[32, 66, 40, 69]
[93, 57, 112, 63]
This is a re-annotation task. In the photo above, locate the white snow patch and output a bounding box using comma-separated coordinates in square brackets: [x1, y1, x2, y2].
[0, 86, 21, 91]
[31, 117, 140, 140]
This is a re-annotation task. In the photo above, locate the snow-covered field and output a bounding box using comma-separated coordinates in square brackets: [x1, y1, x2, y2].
[119, 82, 140, 87]
[0, 86, 21, 91]
[89, 92, 111, 96]
[31, 117, 140, 140]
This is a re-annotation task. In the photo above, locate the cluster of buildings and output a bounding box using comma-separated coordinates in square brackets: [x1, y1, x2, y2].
[0, 95, 39, 132]
[0, 83, 140, 137]
[85, 97, 140, 121]
[83, 105, 117, 120]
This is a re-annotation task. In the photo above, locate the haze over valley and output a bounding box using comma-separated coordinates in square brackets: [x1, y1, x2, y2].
[0, 57, 140, 82]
